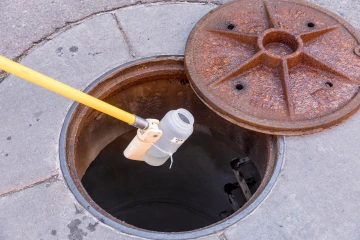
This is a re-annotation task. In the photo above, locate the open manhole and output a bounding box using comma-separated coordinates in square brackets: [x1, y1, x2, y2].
[60, 57, 284, 239]
[57, 0, 360, 237]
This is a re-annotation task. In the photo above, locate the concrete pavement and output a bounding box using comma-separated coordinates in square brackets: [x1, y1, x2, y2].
[0, 1, 360, 239]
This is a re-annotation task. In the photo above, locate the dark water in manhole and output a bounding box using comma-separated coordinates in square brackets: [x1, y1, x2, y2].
[82, 124, 261, 232]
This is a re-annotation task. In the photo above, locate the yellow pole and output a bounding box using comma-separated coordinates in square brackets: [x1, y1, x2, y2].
[0, 56, 136, 125]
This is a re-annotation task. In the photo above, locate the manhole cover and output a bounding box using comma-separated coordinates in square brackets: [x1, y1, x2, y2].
[185, 0, 360, 135]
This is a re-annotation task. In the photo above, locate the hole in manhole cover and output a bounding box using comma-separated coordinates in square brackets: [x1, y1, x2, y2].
[60, 57, 283, 239]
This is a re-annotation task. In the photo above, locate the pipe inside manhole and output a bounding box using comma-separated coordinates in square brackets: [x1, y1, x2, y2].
[60, 56, 283, 239]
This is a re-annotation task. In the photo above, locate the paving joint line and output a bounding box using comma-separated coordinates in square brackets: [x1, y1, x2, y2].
[111, 13, 137, 59]
[0, 174, 60, 198]
[219, 233, 228, 240]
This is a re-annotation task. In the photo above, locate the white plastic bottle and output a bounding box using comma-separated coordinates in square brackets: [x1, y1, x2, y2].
[143, 108, 194, 166]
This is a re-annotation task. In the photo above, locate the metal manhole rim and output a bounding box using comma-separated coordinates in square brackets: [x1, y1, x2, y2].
[185, 0, 360, 135]
[59, 55, 285, 240]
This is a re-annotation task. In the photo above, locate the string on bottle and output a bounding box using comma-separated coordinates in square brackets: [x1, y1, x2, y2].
[151, 144, 174, 169]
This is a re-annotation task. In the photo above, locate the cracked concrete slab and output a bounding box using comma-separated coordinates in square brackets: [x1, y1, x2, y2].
[0, 0, 223, 60]
[0, 0, 131, 59]
[0, 179, 141, 240]
[224, 110, 360, 240]
[114, 3, 217, 58]
[0, 13, 132, 195]
[0, 0, 223, 83]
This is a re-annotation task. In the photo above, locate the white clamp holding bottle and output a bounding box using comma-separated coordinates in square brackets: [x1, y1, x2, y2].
[124, 119, 164, 161]
[143, 108, 194, 167]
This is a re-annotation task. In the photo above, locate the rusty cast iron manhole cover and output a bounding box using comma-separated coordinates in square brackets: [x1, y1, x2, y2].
[185, 0, 360, 135]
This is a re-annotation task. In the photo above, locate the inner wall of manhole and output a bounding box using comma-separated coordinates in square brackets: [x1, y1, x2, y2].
[60, 56, 284, 239]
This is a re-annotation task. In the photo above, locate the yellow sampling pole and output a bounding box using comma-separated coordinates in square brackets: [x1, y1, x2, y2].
[0, 56, 148, 129]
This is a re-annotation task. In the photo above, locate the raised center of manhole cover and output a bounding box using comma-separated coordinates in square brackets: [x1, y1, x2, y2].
[60, 57, 283, 240]
[261, 29, 301, 56]
[185, 0, 360, 135]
